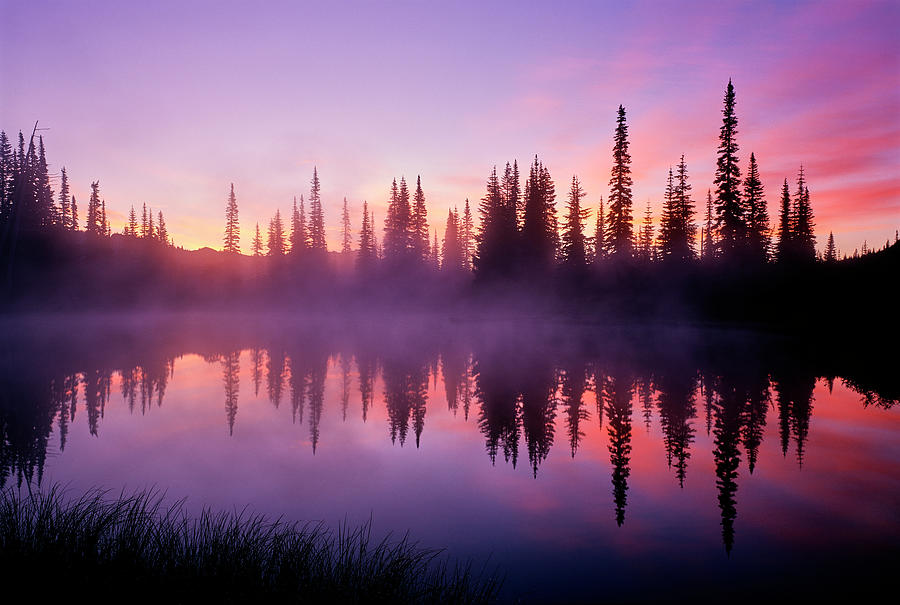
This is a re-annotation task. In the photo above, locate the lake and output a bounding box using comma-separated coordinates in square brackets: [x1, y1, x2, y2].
[1, 314, 897, 602]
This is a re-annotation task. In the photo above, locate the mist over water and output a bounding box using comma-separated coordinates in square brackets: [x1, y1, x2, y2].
[1, 313, 897, 602]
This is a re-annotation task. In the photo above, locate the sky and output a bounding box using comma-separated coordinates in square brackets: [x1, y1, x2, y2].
[1, 0, 898, 255]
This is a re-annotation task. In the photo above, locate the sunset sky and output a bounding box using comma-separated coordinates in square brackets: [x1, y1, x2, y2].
[1, 0, 898, 255]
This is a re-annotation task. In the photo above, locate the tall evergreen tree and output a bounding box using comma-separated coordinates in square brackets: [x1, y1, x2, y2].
[442, 208, 462, 272]
[743, 152, 769, 262]
[290, 194, 308, 255]
[594, 198, 606, 263]
[100, 199, 109, 236]
[431, 230, 440, 270]
[70, 195, 78, 231]
[675, 155, 696, 259]
[341, 196, 352, 254]
[148, 207, 155, 240]
[713, 79, 745, 258]
[560, 175, 591, 269]
[0, 131, 12, 227]
[357, 200, 376, 271]
[127, 205, 138, 236]
[462, 199, 474, 272]
[308, 167, 326, 254]
[58, 167, 71, 230]
[605, 105, 634, 258]
[157, 211, 168, 244]
[34, 136, 55, 228]
[86, 181, 102, 235]
[411, 176, 429, 262]
[658, 168, 678, 261]
[141, 203, 149, 239]
[267, 209, 286, 256]
[520, 156, 557, 272]
[383, 177, 412, 263]
[474, 166, 512, 277]
[251, 223, 263, 256]
[775, 178, 793, 262]
[224, 183, 240, 253]
[792, 169, 816, 261]
[824, 231, 836, 262]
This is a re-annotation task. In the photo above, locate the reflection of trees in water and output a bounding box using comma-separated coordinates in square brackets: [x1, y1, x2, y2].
[602, 372, 634, 527]
[520, 365, 558, 478]
[0, 326, 894, 551]
[474, 355, 521, 469]
[383, 358, 429, 448]
[655, 371, 697, 487]
[561, 363, 589, 458]
[222, 351, 240, 436]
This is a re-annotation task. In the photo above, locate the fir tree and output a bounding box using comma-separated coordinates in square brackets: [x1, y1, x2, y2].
[290, 194, 308, 255]
[658, 168, 678, 261]
[824, 231, 836, 262]
[675, 155, 696, 259]
[308, 167, 326, 254]
[793, 171, 816, 262]
[594, 197, 606, 263]
[58, 166, 70, 230]
[0, 131, 12, 227]
[700, 190, 714, 261]
[100, 199, 108, 236]
[560, 175, 591, 269]
[157, 211, 168, 244]
[34, 136, 55, 228]
[251, 223, 263, 256]
[141, 203, 149, 239]
[224, 183, 240, 253]
[411, 176, 429, 261]
[267, 209, 286, 256]
[776, 178, 792, 262]
[443, 208, 462, 271]
[605, 105, 634, 258]
[70, 195, 78, 231]
[520, 156, 557, 272]
[357, 200, 377, 270]
[461, 199, 474, 272]
[127, 205, 138, 236]
[713, 79, 744, 258]
[744, 152, 769, 262]
[86, 181, 102, 234]
[148, 207, 155, 240]
[341, 196, 352, 254]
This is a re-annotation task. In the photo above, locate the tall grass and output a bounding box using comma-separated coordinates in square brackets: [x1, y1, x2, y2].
[0, 485, 501, 603]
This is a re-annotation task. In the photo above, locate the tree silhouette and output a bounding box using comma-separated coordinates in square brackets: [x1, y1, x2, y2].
[383, 177, 412, 265]
[824, 232, 837, 262]
[792, 167, 816, 262]
[713, 80, 745, 260]
[251, 223, 263, 257]
[520, 364, 558, 478]
[0, 131, 12, 228]
[86, 181, 102, 235]
[475, 166, 518, 278]
[775, 178, 792, 262]
[58, 167, 71, 231]
[267, 210, 286, 257]
[442, 208, 463, 272]
[341, 197, 352, 255]
[308, 168, 326, 255]
[593, 197, 606, 263]
[560, 175, 591, 270]
[605, 105, 634, 258]
[411, 176, 429, 262]
[357, 200, 376, 272]
[461, 199, 474, 272]
[744, 153, 769, 262]
[290, 195, 308, 258]
[520, 156, 557, 273]
[126, 205, 138, 237]
[224, 183, 240, 253]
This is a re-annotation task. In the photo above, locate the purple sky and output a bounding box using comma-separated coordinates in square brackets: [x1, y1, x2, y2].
[1, 0, 898, 254]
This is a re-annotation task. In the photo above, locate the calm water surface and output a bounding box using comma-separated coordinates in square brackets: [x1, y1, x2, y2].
[2, 315, 897, 602]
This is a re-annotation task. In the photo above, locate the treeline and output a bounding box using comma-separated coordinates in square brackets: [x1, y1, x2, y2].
[2, 80, 898, 316]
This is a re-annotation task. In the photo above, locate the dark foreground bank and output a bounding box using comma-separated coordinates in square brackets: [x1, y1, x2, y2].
[0, 486, 501, 604]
